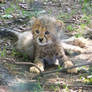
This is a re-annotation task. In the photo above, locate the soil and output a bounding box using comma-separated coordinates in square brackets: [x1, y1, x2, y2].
[0, 0, 92, 92]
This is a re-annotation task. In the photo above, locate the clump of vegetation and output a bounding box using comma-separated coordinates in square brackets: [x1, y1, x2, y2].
[0, 47, 7, 57]
[66, 25, 75, 32]
[80, 15, 91, 25]
[79, 0, 92, 14]
[80, 65, 92, 85]
[11, 48, 30, 61]
[0, 0, 92, 91]
[57, 13, 71, 21]
[0, 2, 42, 20]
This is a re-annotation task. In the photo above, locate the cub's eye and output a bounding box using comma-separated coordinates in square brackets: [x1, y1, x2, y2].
[35, 30, 39, 34]
[45, 31, 50, 35]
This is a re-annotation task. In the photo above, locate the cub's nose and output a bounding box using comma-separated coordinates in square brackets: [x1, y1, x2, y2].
[39, 38, 43, 42]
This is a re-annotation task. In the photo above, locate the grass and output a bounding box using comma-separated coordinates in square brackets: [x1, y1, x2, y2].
[0, 0, 92, 91]
[80, 14, 91, 25]
[57, 13, 71, 21]
[66, 25, 75, 32]
[1, 2, 41, 20]
[0, 47, 7, 57]
[79, 0, 92, 14]
[79, 65, 92, 85]
[50, 85, 60, 92]
[62, 84, 69, 92]
[11, 48, 30, 61]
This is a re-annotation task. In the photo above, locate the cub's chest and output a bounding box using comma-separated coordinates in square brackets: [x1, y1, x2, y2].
[36, 44, 57, 57]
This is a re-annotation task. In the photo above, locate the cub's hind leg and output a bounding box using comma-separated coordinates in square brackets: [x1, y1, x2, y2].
[16, 31, 34, 59]
[56, 43, 77, 73]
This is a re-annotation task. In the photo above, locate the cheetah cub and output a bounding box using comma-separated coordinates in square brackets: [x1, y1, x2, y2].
[0, 15, 77, 74]
[30, 16, 77, 73]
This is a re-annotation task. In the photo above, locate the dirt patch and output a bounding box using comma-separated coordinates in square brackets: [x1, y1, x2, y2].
[0, 0, 92, 91]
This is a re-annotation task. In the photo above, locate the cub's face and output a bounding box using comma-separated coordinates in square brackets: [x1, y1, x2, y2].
[32, 16, 63, 46]
[32, 21, 52, 46]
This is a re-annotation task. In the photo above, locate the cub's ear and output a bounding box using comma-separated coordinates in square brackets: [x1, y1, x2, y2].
[56, 20, 64, 29]
[29, 17, 38, 26]
[29, 17, 36, 26]
[31, 17, 41, 26]
[31, 17, 37, 21]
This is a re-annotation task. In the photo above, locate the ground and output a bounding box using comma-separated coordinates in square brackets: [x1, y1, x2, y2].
[0, 0, 92, 92]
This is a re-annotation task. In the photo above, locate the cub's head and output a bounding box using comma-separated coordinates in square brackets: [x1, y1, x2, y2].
[31, 15, 64, 46]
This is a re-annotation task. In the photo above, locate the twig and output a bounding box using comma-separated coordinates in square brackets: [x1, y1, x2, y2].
[40, 62, 92, 76]
[68, 85, 92, 88]
[64, 21, 75, 23]
[1, 58, 92, 77]
[0, 58, 42, 73]
[14, 62, 42, 73]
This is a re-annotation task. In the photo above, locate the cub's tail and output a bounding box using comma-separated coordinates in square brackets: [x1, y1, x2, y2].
[0, 28, 19, 40]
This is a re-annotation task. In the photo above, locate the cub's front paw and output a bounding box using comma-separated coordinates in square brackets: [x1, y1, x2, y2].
[30, 66, 44, 74]
[64, 61, 78, 73]
[30, 66, 40, 74]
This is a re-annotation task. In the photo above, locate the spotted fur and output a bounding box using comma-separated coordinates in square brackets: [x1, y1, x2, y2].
[0, 15, 77, 73]
[30, 16, 77, 73]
